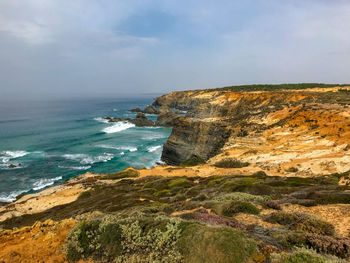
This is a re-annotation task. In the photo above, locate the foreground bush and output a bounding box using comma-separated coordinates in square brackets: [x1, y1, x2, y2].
[66, 215, 182, 263]
[65, 214, 257, 263]
[214, 158, 250, 168]
[222, 201, 260, 216]
[213, 192, 271, 203]
[266, 212, 335, 236]
[271, 248, 346, 263]
[276, 231, 350, 259]
[178, 223, 257, 263]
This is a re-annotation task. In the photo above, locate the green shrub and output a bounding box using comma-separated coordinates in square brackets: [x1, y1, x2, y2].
[178, 223, 257, 263]
[214, 158, 250, 168]
[66, 215, 183, 263]
[101, 169, 139, 180]
[213, 192, 271, 203]
[222, 201, 260, 216]
[168, 178, 194, 188]
[154, 189, 171, 197]
[271, 248, 329, 263]
[266, 212, 335, 236]
[181, 156, 206, 166]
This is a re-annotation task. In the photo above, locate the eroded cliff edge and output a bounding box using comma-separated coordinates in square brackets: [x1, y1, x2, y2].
[154, 86, 350, 177]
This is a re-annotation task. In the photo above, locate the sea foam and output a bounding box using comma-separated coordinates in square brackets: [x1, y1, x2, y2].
[94, 117, 110, 124]
[98, 145, 138, 152]
[0, 189, 29, 203]
[63, 153, 114, 165]
[32, 176, 62, 191]
[102, 121, 135, 134]
[58, 165, 91, 170]
[147, 145, 162, 152]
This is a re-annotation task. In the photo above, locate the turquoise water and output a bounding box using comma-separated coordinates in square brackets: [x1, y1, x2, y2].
[0, 97, 171, 202]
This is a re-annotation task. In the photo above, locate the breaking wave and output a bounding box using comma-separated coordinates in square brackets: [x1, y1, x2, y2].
[102, 121, 135, 134]
[147, 145, 162, 152]
[63, 153, 114, 165]
[32, 176, 62, 191]
[58, 165, 91, 170]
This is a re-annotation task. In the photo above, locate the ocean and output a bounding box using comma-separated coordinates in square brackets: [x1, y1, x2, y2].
[0, 97, 171, 202]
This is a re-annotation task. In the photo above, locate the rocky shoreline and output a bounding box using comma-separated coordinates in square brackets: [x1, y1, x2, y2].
[2, 84, 350, 262]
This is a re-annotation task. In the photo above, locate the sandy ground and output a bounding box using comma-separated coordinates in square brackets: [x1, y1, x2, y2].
[0, 219, 76, 263]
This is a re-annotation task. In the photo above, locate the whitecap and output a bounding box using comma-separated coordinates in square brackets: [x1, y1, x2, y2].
[32, 176, 62, 191]
[58, 165, 91, 170]
[147, 145, 162, 153]
[0, 150, 29, 163]
[97, 145, 137, 152]
[102, 121, 135, 134]
[94, 117, 110, 124]
[141, 133, 168, 140]
[63, 153, 114, 165]
[0, 189, 29, 203]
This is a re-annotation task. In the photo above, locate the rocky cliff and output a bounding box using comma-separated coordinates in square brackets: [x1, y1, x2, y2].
[2, 84, 350, 263]
[153, 86, 350, 177]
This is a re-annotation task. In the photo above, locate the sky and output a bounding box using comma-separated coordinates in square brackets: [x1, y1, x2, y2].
[0, 0, 350, 99]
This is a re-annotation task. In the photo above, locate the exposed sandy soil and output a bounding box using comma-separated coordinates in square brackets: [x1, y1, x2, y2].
[209, 102, 350, 177]
[0, 219, 76, 263]
[0, 173, 95, 224]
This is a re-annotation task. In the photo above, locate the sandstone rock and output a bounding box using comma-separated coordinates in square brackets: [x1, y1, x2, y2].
[143, 105, 159, 114]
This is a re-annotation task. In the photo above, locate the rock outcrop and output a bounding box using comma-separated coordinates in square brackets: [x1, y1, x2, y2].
[143, 105, 159, 114]
[155, 106, 177, 127]
[152, 86, 350, 176]
[129, 107, 142, 112]
[161, 117, 231, 165]
[103, 112, 155, 127]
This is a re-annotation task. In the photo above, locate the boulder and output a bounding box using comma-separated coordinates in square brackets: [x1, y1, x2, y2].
[129, 107, 142, 112]
[130, 112, 155, 127]
[143, 105, 159, 114]
[155, 106, 177, 127]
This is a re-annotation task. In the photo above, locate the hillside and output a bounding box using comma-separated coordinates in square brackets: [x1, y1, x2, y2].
[1, 84, 350, 262]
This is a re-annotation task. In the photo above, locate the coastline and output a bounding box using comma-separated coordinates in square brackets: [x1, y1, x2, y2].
[2, 84, 350, 262]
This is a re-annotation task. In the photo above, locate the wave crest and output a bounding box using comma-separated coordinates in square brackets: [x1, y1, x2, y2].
[32, 176, 62, 191]
[102, 121, 135, 134]
[63, 153, 114, 165]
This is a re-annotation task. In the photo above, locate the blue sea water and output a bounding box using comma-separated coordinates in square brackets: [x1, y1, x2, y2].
[0, 97, 171, 202]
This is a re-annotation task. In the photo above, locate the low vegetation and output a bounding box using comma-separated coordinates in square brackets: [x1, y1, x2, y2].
[66, 214, 257, 263]
[214, 158, 250, 168]
[3, 172, 350, 262]
[180, 156, 206, 166]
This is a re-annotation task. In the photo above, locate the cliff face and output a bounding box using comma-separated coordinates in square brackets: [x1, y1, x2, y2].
[161, 117, 231, 165]
[155, 87, 350, 176]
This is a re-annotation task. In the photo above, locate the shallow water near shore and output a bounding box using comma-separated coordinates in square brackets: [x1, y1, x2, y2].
[0, 97, 171, 202]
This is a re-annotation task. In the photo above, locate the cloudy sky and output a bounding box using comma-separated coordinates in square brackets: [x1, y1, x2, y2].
[1, 0, 350, 99]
